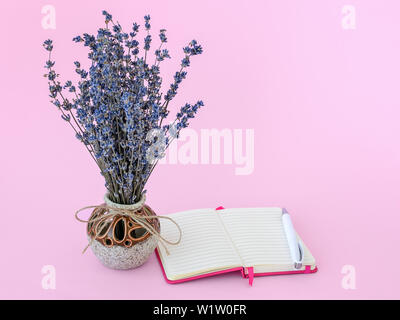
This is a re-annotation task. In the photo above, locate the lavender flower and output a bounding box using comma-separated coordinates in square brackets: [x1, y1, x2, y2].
[144, 34, 152, 51]
[159, 29, 167, 43]
[102, 10, 112, 23]
[155, 49, 170, 62]
[144, 15, 151, 30]
[43, 39, 53, 51]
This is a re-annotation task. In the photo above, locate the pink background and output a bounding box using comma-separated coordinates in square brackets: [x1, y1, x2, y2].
[1, 0, 399, 299]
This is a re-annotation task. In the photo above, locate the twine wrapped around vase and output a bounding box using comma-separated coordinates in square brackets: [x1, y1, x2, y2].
[75, 194, 182, 255]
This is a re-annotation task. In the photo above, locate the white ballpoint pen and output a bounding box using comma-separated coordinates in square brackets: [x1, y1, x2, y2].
[282, 208, 304, 270]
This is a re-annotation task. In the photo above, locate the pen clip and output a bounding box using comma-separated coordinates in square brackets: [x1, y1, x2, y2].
[294, 241, 304, 270]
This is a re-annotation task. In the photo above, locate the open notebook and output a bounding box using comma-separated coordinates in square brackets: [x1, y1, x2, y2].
[156, 207, 317, 285]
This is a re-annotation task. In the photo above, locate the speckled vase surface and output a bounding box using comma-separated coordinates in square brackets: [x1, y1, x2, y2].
[87, 194, 160, 270]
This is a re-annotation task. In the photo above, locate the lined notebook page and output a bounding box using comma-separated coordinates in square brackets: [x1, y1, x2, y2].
[158, 209, 242, 280]
[219, 208, 315, 268]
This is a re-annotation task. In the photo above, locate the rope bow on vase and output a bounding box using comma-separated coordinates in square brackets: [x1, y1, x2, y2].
[75, 195, 182, 256]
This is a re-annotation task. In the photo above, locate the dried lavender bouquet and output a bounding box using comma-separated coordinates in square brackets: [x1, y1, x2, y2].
[43, 11, 204, 205]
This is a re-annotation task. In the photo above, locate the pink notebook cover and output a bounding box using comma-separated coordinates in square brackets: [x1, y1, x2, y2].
[155, 206, 318, 286]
